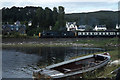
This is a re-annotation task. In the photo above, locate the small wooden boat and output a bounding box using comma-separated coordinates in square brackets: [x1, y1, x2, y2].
[33, 53, 110, 79]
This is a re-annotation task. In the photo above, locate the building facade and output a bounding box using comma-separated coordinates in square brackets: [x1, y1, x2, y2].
[2, 21, 26, 35]
[66, 22, 77, 31]
[116, 24, 120, 30]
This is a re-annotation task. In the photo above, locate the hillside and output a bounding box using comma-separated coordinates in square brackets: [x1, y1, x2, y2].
[65, 11, 119, 29]
[2, 6, 119, 30]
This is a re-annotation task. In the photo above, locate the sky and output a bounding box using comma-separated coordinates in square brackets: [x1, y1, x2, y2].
[0, 0, 119, 13]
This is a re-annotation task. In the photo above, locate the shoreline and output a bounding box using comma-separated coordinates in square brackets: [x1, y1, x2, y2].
[2, 42, 94, 47]
[2, 37, 120, 47]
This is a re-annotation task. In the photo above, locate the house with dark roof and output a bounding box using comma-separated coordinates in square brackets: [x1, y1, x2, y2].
[2, 21, 26, 35]
[2, 25, 11, 35]
[14, 21, 21, 26]
[77, 25, 86, 31]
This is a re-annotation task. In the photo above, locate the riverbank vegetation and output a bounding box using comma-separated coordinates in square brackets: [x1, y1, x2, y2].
[84, 48, 119, 79]
[73, 37, 119, 47]
[2, 37, 119, 48]
[70, 47, 119, 79]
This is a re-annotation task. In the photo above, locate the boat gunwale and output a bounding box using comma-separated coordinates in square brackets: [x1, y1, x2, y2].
[46, 55, 93, 69]
[46, 54, 110, 69]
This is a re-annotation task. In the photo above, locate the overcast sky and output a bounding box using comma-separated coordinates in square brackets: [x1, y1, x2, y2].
[0, 0, 119, 13]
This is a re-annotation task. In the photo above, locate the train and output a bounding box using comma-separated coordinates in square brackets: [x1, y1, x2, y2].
[39, 31, 120, 38]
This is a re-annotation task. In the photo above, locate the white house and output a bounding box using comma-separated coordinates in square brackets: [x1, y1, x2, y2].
[77, 25, 86, 31]
[93, 25, 107, 31]
[49, 26, 52, 30]
[28, 21, 32, 26]
[116, 24, 120, 30]
[66, 22, 77, 31]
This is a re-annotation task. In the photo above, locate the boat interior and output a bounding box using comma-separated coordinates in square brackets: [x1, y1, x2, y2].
[51, 55, 108, 73]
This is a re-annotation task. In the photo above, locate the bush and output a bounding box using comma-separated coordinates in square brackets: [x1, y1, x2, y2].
[2, 32, 28, 38]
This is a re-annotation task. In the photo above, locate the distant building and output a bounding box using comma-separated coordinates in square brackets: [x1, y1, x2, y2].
[14, 21, 21, 26]
[49, 26, 52, 30]
[116, 24, 120, 30]
[28, 21, 32, 26]
[93, 25, 107, 31]
[2, 25, 11, 35]
[2, 21, 26, 35]
[66, 22, 77, 31]
[77, 25, 86, 31]
[66, 22, 88, 31]
[18, 25, 26, 34]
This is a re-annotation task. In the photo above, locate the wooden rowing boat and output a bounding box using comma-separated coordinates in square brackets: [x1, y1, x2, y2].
[33, 52, 110, 79]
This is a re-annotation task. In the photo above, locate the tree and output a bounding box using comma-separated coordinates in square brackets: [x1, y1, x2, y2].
[36, 7, 44, 28]
[57, 6, 66, 31]
[2, 6, 66, 36]
[85, 25, 93, 31]
[53, 21, 59, 31]
[44, 7, 53, 28]
[53, 7, 58, 26]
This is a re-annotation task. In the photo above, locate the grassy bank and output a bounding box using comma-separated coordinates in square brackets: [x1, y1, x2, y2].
[82, 49, 119, 79]
[73, 37, 119, 47]
[70, 46, 119, 79]
[2, 43, 75, 48]
[2, 37, 119, 48]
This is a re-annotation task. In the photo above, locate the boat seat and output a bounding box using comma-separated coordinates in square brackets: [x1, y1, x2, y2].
[63, 68, 71, 71]
[63, 68, 71, 73]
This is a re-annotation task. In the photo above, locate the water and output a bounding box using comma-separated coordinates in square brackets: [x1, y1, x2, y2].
[2, 46, 108, 78]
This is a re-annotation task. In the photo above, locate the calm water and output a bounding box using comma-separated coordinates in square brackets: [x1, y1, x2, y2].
[2, 47, 108, 78]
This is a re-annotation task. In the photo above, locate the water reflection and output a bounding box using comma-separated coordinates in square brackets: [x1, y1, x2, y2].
[3, 47, 108, 65]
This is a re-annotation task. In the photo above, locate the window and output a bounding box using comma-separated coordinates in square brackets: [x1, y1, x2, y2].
[110, 32, 114, 35]
[103, 32, 105, 35]
[94, 32, 98, 35]
[86, 32, 89, 35]
[16, 28, 19, 31]
[99, 32, 101, 35]
[78, 32, 82, 35]
[90, 32, 93, 35]
[82, 32, 85, 35]
[11, 28, 13, 30]
[106, 32, 109, 35]
[117, 32, 119, 35]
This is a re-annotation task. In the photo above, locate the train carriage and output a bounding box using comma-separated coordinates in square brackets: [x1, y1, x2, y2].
[77, 31, 120, 38]
[39, 31, 120, 38]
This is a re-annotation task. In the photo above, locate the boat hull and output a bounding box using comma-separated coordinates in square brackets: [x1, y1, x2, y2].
[33, 53, 110, 79]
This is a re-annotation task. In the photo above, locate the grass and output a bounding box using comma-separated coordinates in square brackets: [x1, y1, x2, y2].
[71, 47, 119, 60]
[73, 37, 119, 47]
[84, 64, 120, 79]
[108, 49, 119, 60]
[76, 48, 119, 79]
[2, 43, 72, 48]
[2, 37, 119, 48]
[69, 47, 119, 79]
